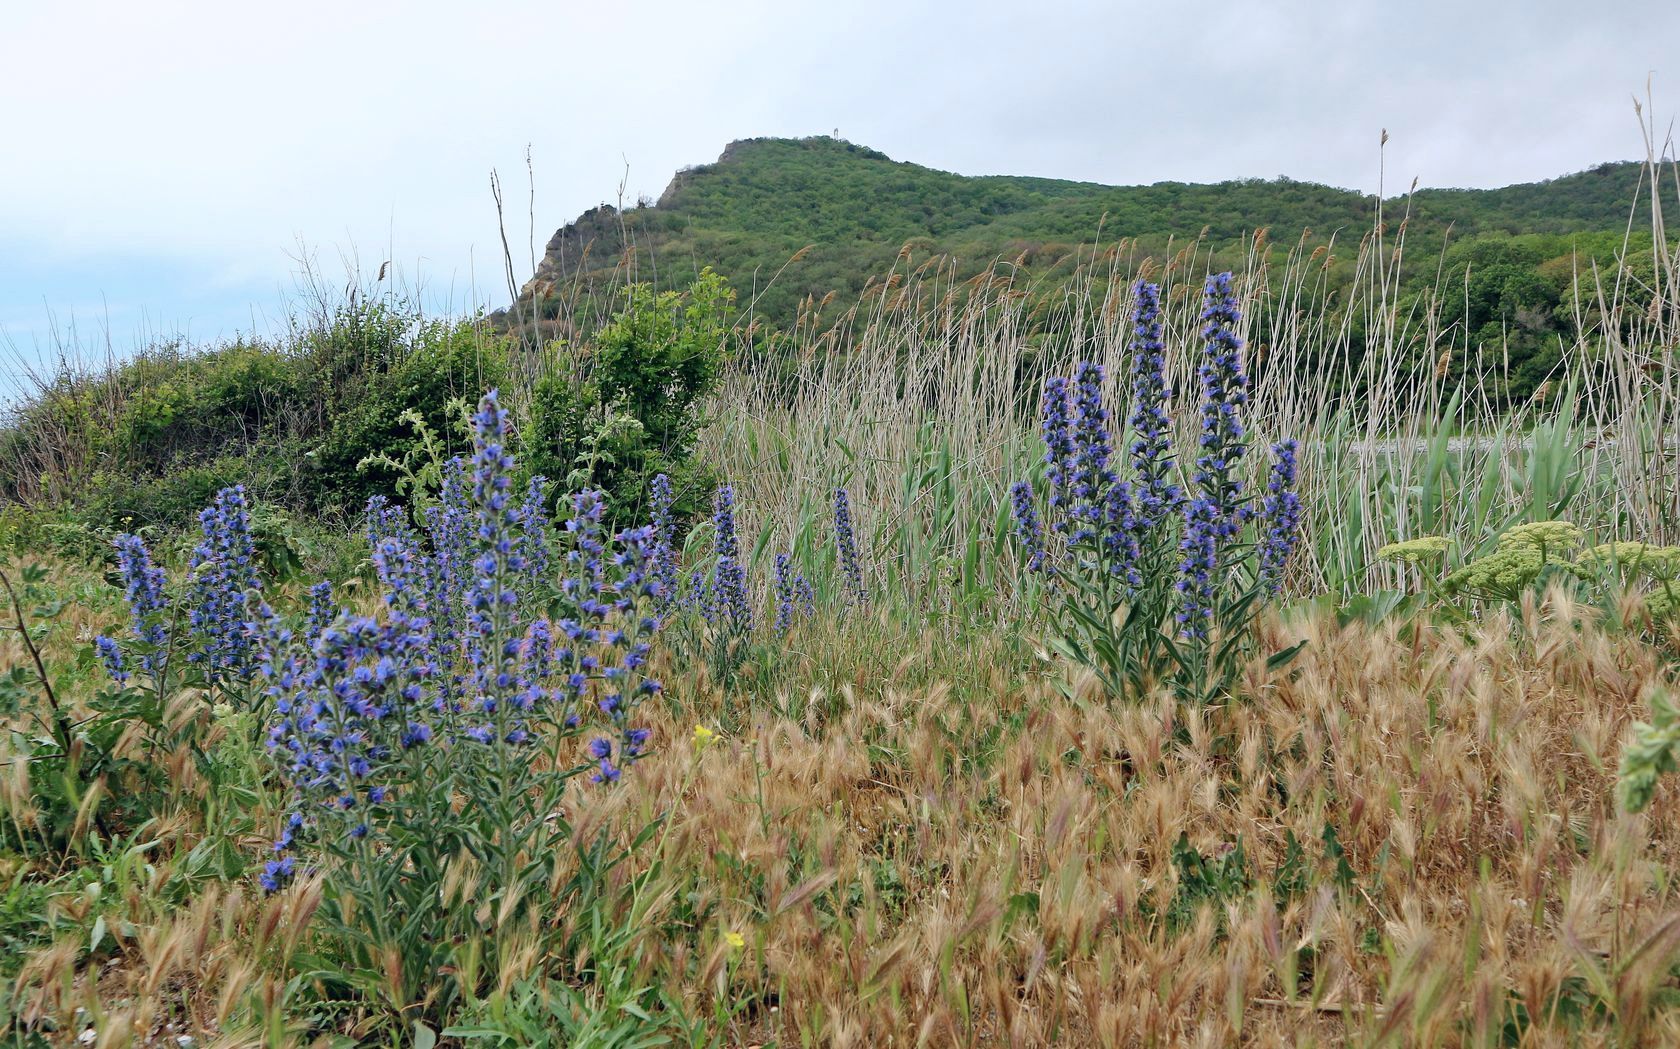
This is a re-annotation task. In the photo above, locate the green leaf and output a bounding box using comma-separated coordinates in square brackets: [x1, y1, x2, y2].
[1266, 640, 1308, 673]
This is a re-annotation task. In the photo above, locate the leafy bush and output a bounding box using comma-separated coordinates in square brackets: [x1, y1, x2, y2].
[524, 268, 734, 527]
[0, 300, 510, 533]
[77, 453, 288, 534]
[304, 302, 509, 515]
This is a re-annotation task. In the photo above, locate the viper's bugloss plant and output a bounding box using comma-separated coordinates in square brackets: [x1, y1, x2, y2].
[254, 388, 669, 1030]
[663, 479, 828, 685]
[1127, 279, 1180, 528]
[1258, 440, 1302, 595]
[1009, 275, 1305, 700]
[103, 532, 171, 679]
[187, 484, 262, 687]
[681, 482, 757, 683]
[93, 633, 128, 684]
[86, 502, 281, 833]
[649, 472, 680, 612]
[835, 487, 867, 605]
[773, 552, 815, 636]
[1191, 273, 1250, 541]
[514, 475, 553, 596]
[1041, 376, 1076, 520]
[1009, 481, 1048, 576]
[303, 580, 337, 647]
[97, 490, 275, 706]
[708, 484, 753, 632]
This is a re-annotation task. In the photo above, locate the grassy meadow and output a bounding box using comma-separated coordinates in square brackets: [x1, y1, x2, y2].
[1, 147, 1680, 1048]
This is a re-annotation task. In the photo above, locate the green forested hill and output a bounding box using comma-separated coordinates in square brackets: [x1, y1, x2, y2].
[509, 136, 1653, 351]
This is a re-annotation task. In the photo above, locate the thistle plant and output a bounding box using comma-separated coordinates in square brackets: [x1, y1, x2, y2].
[1010, 274, 1304, 700]
[1620, 688, 1680, 813]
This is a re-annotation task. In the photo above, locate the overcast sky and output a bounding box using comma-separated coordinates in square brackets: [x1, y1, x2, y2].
[2, 0, 1675, 396]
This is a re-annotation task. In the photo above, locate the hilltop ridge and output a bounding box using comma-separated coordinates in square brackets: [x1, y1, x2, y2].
[509, 136, 1650, 332]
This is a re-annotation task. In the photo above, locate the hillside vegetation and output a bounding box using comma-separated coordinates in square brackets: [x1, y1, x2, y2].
[508, 136, 1660, 402]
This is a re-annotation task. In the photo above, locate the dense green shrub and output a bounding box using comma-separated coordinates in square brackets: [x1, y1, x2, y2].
[0, 299, 512, 531]
[524, 267, 734, 526]
[77, 454, 287, 534]
[106, 342, 307, 471]
[301, 302, 509, 514]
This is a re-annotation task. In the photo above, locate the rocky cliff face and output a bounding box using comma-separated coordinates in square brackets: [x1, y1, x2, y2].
[519, 202, 629, 303]
[512, 137, 869, 309]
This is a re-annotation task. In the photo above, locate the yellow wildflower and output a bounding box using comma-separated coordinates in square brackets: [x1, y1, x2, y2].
[1578, 542, 1680, 582]
[1497, 520, 1584, 554]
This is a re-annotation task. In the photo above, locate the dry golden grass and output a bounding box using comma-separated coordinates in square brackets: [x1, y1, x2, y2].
[9, 585, 1680, 1045]
[549, 590, 1680, 1046]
